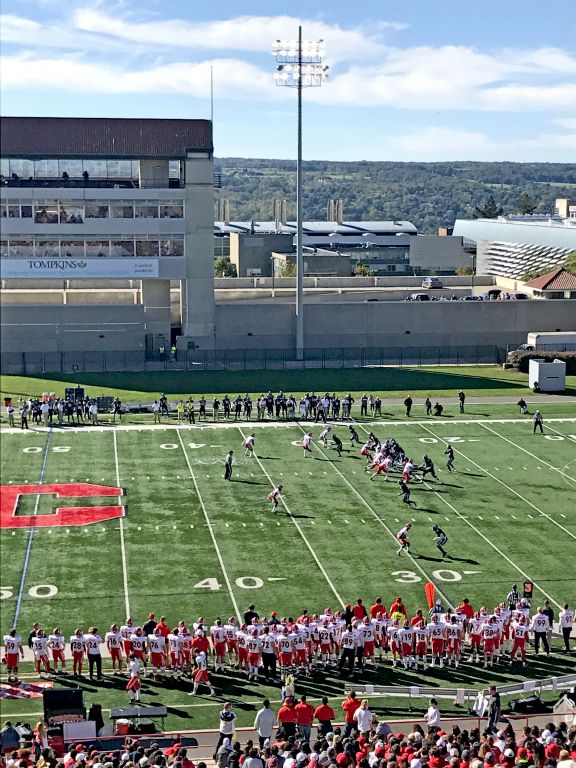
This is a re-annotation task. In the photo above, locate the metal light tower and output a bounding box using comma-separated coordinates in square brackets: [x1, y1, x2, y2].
[273, 28, 328, 359]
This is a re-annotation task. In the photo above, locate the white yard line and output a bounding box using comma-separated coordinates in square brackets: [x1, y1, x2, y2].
[2, 417, 575, 436]
[479, 423, 576, 488]
[176, 429, 241, 622]
[236, 427, 345, 609]
[420, 425, 576, 542]
[299, 422, 455, 610]
[113, 431, 131, 618]
[12, 429, 53, 627]
[417, 424, 565, 609]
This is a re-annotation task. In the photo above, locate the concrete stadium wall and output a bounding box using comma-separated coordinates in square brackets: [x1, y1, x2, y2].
[215, 299, 576, 350]
[1, 304, 146, 353]
[214, 275, 494, 290]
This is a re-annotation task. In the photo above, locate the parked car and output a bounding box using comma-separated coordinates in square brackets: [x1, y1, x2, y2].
[460, 295, 483, 301]
[421, 277, 443, 289]
[406, 293, 430, 301]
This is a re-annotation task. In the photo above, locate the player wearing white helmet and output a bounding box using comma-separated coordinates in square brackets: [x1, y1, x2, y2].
[188, 651, 215, 696]
[48, 627, 67, 674]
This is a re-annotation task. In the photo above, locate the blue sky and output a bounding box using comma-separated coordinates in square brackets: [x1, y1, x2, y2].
[1, 0, 575, 162]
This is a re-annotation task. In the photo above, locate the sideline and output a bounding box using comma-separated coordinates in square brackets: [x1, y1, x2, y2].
[113, 431, 131, 618]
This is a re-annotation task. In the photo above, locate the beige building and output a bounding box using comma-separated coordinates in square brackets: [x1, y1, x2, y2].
[1, 117, 215, 357]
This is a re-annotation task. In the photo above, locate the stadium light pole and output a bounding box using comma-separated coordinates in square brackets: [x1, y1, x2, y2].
[273, 28, 328, 360]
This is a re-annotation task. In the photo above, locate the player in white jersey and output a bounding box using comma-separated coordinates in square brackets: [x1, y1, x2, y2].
[237, 626, 249, 674]
[3, 629, 24, 682]
[319, 427, 331, 446]
[105, 624, 123, 674]
[445, 616, 462, 668]
[428, 614, 446, 668]
[360, 441, 373, 462]
[293, 627, 309, 676]
[387, 621, 402, 667]
[396, 523, 412, 556]
[316, 621, 334, 669]
[126, 654, 141, 702]
[559, 603, 574, 654]
[120, 619, 134, 656]
[178, 627, 192, 675]
[358, 620, 376, 666]
[399, 622, 415, 669]
[492, 608, 505, 657]
[339, 625, 357, 674]
[370, 454, 393, 481]
[247, 629, 262, 680]
[468, 613, 484, 663]
[224, 618, 239, 667]
[366, 447, 385, 473]
[130, 628, 148, 672]
[243, 433, 256, 457]
[267, 485, 283, 513]
[32, 630, 51, 675]
[301, 432, 313, 457]
[211, 619, 227, 671]
[189, 651, 215, 695]
[414, 622, 429, 669]
[481, 616, 499, 668]
[70, 629, 86, 677]
[530, 608, 551, 656]
[167, 628, 182, 677]
[148, 627, 167, 680]
[48, 628, 67, 673]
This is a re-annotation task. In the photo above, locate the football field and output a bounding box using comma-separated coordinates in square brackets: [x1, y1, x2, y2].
[1, 410, 575, 727]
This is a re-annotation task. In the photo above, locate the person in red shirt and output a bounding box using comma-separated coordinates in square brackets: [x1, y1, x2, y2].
[295, 695, 314, 743]
[342, 691, 361, 738]
[370, 598, 385, 619]
[389, 597, 407, 617]
[456, 599, 474, 620]
[314, 696, 336, 737]
[155, 617, 170, 638]
[277, 697, 297, 738]
[192, 631, 210, 655]
[411, 609, 425, 627]
[353, 600, 368, 621]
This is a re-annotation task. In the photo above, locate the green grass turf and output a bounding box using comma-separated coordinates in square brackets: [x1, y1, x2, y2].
[2, 366, 576, 401]
[1, 416, 575, 729]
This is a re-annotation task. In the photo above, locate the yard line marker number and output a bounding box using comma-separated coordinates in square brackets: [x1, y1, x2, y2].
[113, 431, 131, 618]
[238, 426, 345, 608]
[177, 429, 241, 622]
[13, 428, 53, 627]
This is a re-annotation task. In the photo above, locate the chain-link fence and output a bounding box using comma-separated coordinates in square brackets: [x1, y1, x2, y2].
[1, 345, 506, 375]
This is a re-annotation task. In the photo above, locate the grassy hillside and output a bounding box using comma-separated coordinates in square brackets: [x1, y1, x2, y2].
[214, 159, 576, 233]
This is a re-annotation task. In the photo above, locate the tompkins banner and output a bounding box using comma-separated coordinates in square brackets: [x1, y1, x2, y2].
[1, 258, 159, 279]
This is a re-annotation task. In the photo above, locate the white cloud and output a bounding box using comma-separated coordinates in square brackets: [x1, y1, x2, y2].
[1, 8, 575, 117]
[0, 53, 273, 98]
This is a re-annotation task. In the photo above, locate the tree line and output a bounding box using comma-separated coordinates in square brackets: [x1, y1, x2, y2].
[214, 158, 575, 234]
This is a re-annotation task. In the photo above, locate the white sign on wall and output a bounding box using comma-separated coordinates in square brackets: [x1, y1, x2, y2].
[1, 259, 160, 279]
